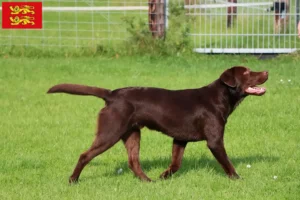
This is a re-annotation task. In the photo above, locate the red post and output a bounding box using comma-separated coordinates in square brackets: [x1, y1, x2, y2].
[227, 0, 237, 28]
[148, 0, 165, 38]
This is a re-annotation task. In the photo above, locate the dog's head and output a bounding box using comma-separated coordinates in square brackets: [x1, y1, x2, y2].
[220, 66, 268, 96]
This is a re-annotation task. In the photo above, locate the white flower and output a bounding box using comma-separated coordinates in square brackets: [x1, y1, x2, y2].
[288, 79, 291, 82]
[280, 79, 284, 83]
[246, 164, 251, 168]
[273, 176, 278, 179]
[117, 168, 123, 174]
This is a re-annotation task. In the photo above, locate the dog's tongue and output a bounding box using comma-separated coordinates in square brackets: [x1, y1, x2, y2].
[245, 86, 266, 95]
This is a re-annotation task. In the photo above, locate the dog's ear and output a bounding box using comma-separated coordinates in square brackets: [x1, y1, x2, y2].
[220, 67, 237, 87]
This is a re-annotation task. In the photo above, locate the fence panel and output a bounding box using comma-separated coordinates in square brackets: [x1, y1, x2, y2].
[184, 0, 300, 53]
[1, 0, 299, 53]
[0, 0, 148, 49]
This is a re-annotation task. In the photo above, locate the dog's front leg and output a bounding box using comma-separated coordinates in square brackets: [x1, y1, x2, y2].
[159, 139, 187, 179]
[207, 138, 239, 179]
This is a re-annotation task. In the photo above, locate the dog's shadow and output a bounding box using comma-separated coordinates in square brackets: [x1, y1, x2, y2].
[88, 154, 279, 180]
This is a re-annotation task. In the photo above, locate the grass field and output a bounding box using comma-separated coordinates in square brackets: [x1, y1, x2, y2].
[1, 54, 300, 199]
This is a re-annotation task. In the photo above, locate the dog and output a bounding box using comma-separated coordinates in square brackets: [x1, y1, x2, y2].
[268, 0, 290, 33]
[47, 66, 268, 183]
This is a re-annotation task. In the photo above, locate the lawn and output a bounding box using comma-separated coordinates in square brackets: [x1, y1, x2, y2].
[0, 54, 300, 199]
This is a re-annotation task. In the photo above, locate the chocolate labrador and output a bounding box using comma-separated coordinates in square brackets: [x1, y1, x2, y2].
[47, 66, 268, 183]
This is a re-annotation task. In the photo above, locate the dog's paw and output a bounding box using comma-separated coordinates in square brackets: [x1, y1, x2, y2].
[140, 177, 153, 182]
[229, 173, 240, 180]
[69, 176, 79, 184]
[159, 170, 172, 180]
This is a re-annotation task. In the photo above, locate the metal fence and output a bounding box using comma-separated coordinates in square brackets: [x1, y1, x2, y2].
[0, 0, 299, 53]
[184, 0, 300, 53]
[0, 0, 148, 48]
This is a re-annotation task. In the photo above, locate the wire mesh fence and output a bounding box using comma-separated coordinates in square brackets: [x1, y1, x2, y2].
[0, 0, 300, 53]
[0, 0, 149, 49]
[184, 0, 300, 53]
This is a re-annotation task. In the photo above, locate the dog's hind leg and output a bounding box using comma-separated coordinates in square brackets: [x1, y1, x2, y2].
[159, 139, 187, 179]
[122, 130, 152, 182]
[69, 138, 119, 184]
[69, 102, 134, 183]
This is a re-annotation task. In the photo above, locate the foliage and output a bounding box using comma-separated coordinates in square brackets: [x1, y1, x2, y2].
[121, 2, 194, 56]
[0, 3, 193, 58]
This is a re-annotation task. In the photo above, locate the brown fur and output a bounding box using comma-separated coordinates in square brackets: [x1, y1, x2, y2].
[47, 66, 268, 183]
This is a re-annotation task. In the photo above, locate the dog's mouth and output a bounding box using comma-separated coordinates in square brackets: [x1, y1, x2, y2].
[245, 86, 266, 96]
[245, 72, 268, 96]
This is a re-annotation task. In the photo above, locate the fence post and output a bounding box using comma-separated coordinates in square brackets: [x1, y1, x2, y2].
[148, 0, 165, 38]
[165, 0, 168, 29]
[227, 0, 237, 28]
[297, 0, 300, 38]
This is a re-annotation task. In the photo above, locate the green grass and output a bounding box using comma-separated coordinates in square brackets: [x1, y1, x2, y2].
[1, 54, 300, 199]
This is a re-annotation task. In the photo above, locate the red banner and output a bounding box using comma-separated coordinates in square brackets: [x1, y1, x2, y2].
[2, 2, 42, 29]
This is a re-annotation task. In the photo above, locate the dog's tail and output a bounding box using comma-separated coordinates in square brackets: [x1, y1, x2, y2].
[47, 83, 111, 100]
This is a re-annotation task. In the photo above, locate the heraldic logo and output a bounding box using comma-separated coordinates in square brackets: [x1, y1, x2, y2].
[2, 2, 42, 29]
